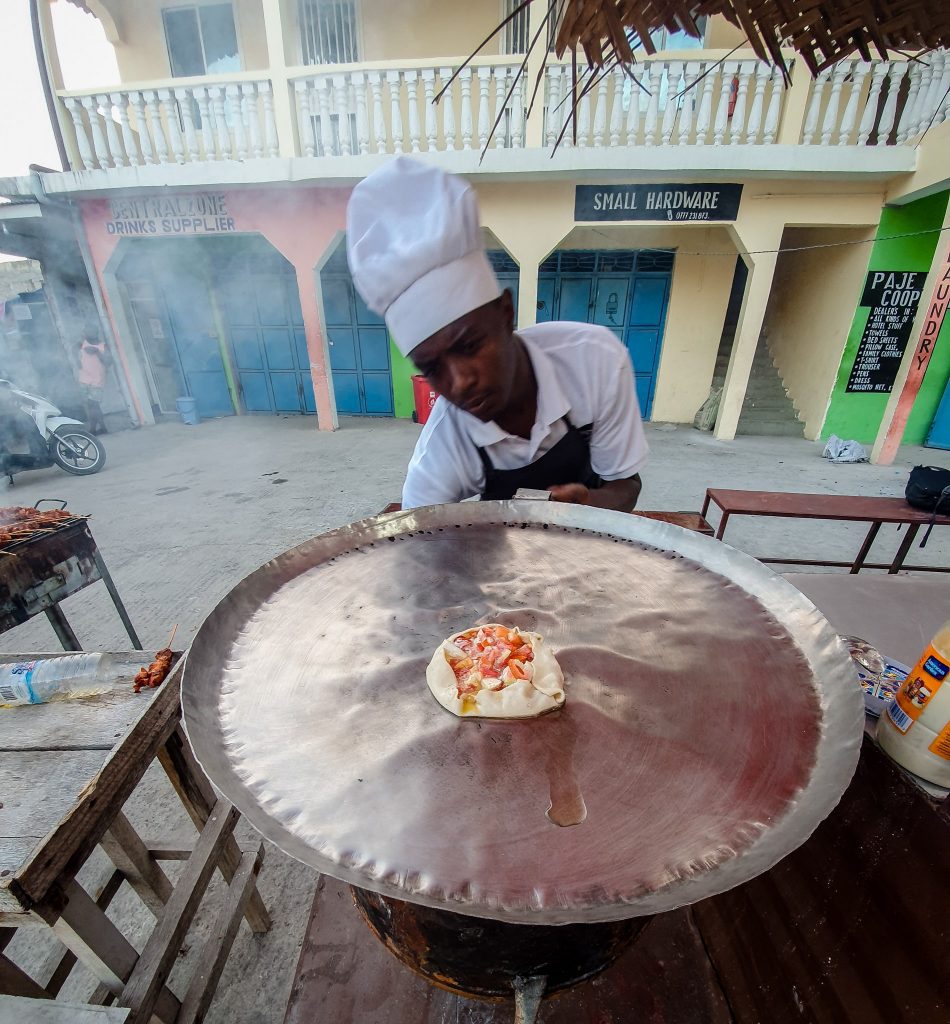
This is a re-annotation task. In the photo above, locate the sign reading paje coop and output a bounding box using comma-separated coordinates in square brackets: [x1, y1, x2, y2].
[575, 183, 743, 222]
[106, 194, 236, 236]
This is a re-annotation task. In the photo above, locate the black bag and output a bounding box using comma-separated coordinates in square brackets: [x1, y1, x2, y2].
[905, 464, 950, 547]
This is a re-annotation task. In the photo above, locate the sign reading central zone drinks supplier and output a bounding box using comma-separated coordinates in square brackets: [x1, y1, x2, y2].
[575, 184, 743, 222]
[105, 194, 236, 236]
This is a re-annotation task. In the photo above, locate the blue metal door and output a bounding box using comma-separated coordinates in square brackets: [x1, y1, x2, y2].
[536, 250, 673, 418]
[926, 377, 950, 449]
[321, 246, 394, 417]
[219, 259, 316, 415]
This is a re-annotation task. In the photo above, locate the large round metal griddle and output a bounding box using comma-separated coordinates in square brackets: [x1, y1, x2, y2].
[182, 501, 864, 925]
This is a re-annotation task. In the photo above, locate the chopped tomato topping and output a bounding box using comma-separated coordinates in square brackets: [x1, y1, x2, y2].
[447, 625, 534, 698]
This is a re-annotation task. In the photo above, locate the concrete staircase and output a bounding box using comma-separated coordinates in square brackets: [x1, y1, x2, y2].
[712, 334, 804, 438]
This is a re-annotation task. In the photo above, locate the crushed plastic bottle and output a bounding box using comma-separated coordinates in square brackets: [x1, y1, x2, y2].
[0, 654, 109, 707]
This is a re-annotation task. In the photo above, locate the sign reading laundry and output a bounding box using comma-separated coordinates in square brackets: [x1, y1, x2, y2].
[105, 194, 236, 236]
[575, 184, 743, 222]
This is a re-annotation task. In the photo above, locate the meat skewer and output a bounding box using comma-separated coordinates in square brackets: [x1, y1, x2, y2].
[133, 625, 178, 693]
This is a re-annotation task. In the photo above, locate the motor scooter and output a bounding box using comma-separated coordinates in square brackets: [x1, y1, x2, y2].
[0, 379, 106, 484]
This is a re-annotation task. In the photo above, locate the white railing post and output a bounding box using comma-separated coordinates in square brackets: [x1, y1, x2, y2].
[819, 63, 849, 145]
[661, 63, 683, 144]
[744, 62, 768, 144]
[762, 66, 783, 144]
[332, 74, 351, 156]
[897, 61, 924, 143]
[405, 69, 421, 153]
[459, 67, 474, 150]
[477, 66, 492, 149]
[157, 88, 185, 163]
[176, 87, 200, 161]
[260, 81, 279, 157]
[677, 62, 698, 144]
[593, 70, 609, 146]
[837, 62, 869, 144]
[645, 63, 661, 145]
[441, 67, 457, 150]
[112, 92, 138, 166]
[858, 62, 889, 144]
[81, 95, 110, 168]
[801, 67, 831, 144]
[422, 69, 438, 151]
[713, 62, 734, 144]
[729, 61, 755, 144]
[129, 92, 155, 164]
[607, 67, 624, 147]
[210, 86, 230, 159]
[546, 65, 563, 146]
[64, 97, 95, 169]
[226, 84, 246, 159]
[242, 82, 263, 158]
[510, 65, 524, 147]
[352, 71, 370, 155]
[369, 71, 386, 154]
[295, 80, 316, 157]
[98, 94, 124, 166]
[316, 76, 335, 156]
[195, 87, 214, 159]
[876, 62, 908, 145]
[694, 62, 713, 145]
[917, 51, 948, 135]
[386, 70, 404, 154]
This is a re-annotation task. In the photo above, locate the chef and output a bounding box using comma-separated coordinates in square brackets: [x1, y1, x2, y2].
[346, 158, 647, 511]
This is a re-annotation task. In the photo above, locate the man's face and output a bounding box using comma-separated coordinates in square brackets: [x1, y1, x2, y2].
[409, 290, 516, 422]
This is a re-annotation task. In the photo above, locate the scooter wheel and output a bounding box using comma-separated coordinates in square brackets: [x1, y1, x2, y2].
[51, 429, 107, 475]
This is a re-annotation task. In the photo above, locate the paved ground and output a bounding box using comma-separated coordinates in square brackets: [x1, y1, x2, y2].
[2, 415, 948, 1021]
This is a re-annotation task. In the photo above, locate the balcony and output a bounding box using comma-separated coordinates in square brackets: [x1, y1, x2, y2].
[54, 49, 949, 177]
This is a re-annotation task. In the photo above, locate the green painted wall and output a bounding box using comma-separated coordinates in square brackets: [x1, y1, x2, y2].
[905, 307, 950, 445]
[822, 191, 949, 444]
[390, 339, 415, 418]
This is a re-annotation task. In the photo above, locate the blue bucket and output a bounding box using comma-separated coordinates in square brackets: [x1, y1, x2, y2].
[175, 396, 200, 425]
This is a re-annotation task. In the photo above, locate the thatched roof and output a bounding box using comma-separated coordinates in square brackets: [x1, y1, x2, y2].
[550, 1, 950, 75]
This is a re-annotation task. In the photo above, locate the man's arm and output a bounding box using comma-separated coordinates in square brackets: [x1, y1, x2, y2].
[548, 475, 641, 512]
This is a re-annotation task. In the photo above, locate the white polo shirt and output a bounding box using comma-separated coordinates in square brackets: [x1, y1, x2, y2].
[402, 322, 649, 508]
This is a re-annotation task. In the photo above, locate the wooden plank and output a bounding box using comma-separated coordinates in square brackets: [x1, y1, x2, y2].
[704, 489, 950, 525]
[100, 812, 173, 918]
[283, 875, 732, 1024]
[9, 665, 184, 910]
[0, 954, 49, 999]
[0, 750, 109, 910]
[44, 869, 124, 998]
[0, 654, 179, 753]
[120, 801, 239, 1023]
[0, 994, 130, 1022]
[46, 881, 179, 1024]
[176, 846, 264, 1024]
[158, 725, 271, 934]
[145, 846, 193, 862]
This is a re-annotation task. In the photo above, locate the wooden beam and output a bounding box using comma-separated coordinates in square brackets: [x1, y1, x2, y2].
[100, 813, 173, 919]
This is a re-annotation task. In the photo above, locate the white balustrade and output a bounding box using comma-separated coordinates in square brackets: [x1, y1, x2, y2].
[60, 76, 278, 168]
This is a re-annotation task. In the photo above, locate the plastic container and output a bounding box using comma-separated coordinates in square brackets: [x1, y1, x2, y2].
[176, 396, 200, 425]
[411, 375, 440, 425]
[0, 654, 108, 707]
[876, 621, 950, 786]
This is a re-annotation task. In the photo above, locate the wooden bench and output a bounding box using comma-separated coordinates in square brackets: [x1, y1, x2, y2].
[700, 488, 950, 573]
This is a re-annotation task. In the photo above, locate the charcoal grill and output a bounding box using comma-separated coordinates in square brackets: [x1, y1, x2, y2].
[0, 506, 141, 650]
[181, 500, 864, 1022]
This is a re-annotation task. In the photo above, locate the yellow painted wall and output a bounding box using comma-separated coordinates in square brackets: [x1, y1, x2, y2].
[763, 226, 876, 438]
[359, 0, 502, 61]
[98, 0, 269, 81]
[703, 14, 746, 49]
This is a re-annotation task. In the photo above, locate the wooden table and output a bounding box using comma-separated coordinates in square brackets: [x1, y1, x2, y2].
[700, 488, 950, 572]
[0, 653, 270, 1024]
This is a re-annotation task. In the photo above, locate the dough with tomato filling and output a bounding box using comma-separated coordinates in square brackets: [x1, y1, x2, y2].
[426, 623, 565, 718]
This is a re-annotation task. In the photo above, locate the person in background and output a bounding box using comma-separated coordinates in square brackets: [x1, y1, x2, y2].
[346, 158, 647, 510]
[77, 333, 111, 434]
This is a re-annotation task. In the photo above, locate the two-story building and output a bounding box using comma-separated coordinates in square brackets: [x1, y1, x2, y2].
[4, 0, 950, 454]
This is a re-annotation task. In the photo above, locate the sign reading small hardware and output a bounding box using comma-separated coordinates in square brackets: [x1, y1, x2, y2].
[575, 184, 743, 222]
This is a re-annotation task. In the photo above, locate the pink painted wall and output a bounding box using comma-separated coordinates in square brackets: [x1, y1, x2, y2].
[80, 186, 353, 429]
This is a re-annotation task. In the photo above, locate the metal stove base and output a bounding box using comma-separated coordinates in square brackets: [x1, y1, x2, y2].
[283, 875, 732, 1024]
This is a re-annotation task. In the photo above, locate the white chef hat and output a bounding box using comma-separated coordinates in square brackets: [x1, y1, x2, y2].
[346, 157, 501, 357]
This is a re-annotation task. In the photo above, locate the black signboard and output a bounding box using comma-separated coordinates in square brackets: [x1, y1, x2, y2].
[847, 270, 927, 393]
[575, 183, 743, 222]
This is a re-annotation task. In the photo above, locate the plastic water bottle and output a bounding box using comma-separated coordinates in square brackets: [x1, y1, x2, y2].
[0, 654, 108, 707]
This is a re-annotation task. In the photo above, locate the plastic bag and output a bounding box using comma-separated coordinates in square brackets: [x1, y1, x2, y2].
[822, 435, 869, 463]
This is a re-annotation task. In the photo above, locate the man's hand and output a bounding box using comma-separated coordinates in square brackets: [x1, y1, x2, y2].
[547, 483, 589, 504]
[547, 475, 642, 512]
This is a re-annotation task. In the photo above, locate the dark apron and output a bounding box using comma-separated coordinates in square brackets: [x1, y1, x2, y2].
[477, 418, 603, 501]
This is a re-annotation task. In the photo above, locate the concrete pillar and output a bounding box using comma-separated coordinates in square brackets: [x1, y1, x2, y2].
[714, 222, 784, 440]
[261, 0, 298, 158]
[295, 265, 337, 430]
[775, 59, 812, 145]
[522, 0, 549, 149]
